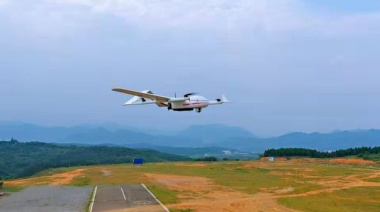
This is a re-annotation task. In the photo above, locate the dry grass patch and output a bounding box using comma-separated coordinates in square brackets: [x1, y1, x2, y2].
[5, 169, 85, 186]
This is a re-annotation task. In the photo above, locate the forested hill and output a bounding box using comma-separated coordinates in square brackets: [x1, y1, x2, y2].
[263, 147, 380, 161]
[0, 140, 190, 179]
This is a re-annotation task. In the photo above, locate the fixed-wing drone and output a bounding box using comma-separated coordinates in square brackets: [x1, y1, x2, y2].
[112, 88, 228, 113]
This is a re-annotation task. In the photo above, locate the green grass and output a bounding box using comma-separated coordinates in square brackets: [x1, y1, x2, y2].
[73, 162, 278, 194]
[37, 161, 376, 196]
[147, 184, 179, 204]
[69, 175, 91, 186]
[362, 154, 380, 161]
[0, 185, 24, 192]
[86, 186, 97, 212]
[366, 178, 380, 183]
[278, 187, 380, 212]
[33, 167, 77, 177]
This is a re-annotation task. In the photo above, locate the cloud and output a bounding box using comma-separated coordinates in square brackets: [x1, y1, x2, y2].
[51, 0, 380, 36]
[0, 1, 96, 39]
[1, 0, 380, 39]
[0, 0, 9, 9]
[53, 0, 306, 32]
[320, 12, 380, 36]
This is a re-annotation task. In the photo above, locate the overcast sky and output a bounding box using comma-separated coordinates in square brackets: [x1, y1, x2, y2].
[1, 0, 380, 136]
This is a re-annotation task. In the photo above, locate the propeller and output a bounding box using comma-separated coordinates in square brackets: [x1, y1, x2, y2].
[184, 92, 197, 97]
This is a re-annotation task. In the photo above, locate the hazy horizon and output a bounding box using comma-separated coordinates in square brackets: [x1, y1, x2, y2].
[1, 0, 379, 136]
[1, 120, 378, 138]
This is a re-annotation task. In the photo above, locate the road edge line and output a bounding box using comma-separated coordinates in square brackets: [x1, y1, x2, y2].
[89, 186, 97, 212]
[141, 183, 170, 212]
[120, 187, 127, 200]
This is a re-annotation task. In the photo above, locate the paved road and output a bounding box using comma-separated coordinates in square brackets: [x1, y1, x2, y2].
[0, 186, 92, 212]
[92, 184, 168, 212]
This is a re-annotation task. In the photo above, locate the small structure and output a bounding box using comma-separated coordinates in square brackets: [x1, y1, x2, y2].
[222, 150, 232, 155]
[133, 158, 144, 166]
[269, 157, 275, 162]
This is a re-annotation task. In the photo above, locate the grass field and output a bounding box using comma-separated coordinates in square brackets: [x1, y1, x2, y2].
[279, 186, 380, 212]
[4, 158, 380, 212]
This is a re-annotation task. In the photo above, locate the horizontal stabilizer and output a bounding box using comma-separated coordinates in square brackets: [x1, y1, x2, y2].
[208, 95, 229, 105]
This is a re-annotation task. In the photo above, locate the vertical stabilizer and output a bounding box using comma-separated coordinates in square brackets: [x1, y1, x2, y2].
[221, 95, 229, 103]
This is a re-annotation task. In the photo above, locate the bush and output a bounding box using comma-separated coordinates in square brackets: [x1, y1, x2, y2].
[194, 156, 218, 162]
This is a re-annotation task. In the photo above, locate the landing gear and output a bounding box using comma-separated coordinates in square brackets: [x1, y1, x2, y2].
[195, 108, 202, 113]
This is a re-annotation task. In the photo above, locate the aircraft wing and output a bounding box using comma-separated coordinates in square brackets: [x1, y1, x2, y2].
[112, 88, 170, 103]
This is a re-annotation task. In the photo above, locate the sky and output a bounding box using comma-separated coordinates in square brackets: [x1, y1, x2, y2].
[1, 0, 380, 136]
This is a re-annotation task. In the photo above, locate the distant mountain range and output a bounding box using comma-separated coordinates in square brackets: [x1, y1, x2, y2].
[124, 143, 256, 159]
[1, 122, 380, 153]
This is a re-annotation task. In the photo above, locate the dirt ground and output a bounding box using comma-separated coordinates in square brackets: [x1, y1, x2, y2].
[328, 158, 376, 165]
[6, 169, 85, 186]
[146, 170, 380, 212]
[146, 173, 299, 212]
[147, 159, 380, 212]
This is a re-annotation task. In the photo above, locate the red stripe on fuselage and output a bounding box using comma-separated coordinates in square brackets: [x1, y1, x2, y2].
[183, 102, 203, 106]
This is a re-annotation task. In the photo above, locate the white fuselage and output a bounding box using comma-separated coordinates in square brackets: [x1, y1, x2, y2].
[171, 95, 209, 111]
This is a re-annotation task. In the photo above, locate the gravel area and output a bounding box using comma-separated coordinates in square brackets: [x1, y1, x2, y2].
[0, 186, 93, 212]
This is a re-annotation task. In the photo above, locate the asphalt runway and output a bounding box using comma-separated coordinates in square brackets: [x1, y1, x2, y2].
[91, 184, 168, 212]
[0, 186, 92, 212]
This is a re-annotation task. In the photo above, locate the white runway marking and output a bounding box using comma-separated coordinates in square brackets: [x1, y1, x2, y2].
[120, 187, 126, 201]
[141, 184, 169, 212]
[89, 186, 97, 212]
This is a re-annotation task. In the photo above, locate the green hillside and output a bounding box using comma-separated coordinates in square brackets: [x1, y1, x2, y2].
[0, 139, 190, 179]
[263, 147, 380, 161]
